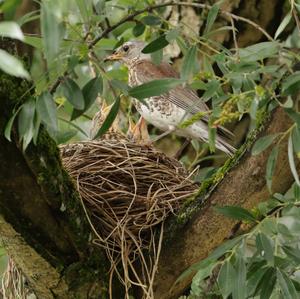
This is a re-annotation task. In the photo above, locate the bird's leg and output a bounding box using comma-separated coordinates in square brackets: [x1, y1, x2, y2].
[151, 125, 176, 143]
[174, 138, 191, 159]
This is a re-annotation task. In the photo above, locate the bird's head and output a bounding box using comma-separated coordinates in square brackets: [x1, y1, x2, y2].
[105, 40, 150, 65]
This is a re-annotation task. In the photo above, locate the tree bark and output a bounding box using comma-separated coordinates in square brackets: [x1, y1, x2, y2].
[153, 107, 299, 299]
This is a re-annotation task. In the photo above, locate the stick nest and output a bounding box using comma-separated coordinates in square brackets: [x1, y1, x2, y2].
[60, 138, 198, 296]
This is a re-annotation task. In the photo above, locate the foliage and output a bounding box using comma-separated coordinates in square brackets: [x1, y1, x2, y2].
[0, 0, 300, 298]
[178, 185, 300, 299]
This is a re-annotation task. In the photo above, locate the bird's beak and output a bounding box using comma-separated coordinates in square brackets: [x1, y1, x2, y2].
[104, 51, 123, 62]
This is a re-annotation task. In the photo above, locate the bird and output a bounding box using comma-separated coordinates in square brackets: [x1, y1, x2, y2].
[105, 40, 236, 156]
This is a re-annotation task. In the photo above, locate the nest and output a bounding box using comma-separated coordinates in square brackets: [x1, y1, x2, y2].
[60, 138, 198, 297]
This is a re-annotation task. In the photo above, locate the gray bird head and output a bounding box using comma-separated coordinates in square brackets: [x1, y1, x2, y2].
[105, 40, 151, 65]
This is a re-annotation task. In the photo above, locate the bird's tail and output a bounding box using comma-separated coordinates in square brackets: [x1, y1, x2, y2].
[215, 136, 236, 157]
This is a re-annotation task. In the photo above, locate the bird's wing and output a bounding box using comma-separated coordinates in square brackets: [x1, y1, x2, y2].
[133, 60, 210, 116]
[133, 60, 234, 138]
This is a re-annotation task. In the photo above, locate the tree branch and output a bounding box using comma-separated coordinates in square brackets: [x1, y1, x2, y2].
[153, 107, 300, 298]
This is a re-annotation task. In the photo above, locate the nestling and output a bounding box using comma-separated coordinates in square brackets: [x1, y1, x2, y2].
[106, 40, 236, 156]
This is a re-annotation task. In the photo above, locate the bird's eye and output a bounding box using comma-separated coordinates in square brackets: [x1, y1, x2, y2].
[123, 45, 129, 52]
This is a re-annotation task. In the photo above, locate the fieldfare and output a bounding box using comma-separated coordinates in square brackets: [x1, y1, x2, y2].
[106, 40, 235, 155]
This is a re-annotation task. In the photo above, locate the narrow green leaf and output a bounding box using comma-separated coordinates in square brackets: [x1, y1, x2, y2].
[232, 256, 246, 299]
[288, 135, 300, 186]
[142, 35, 169, 53]
[41, 2, 63, 63]
[58, 117, 88, 137]
[166, 29, 179, 42]
[23, 36, 43, 50]
[56, 130, 77, 144]
[18, 99, 35, 137]
[252, 134, 278, 155]
[275, 13, 292, 39]
[277, 269, 298, 299]
[259, 268, 277, 299]
[71, 76, 103, 120]
[75, 0, 92, 23]
[285, 108, 300, 127]
[175, 235, 243, 285]
[93, 96, 120, 139]
[128, 78, 183, 100]
[151, 48, 163, 65]
[18, 98, 36, 150]
[191, 261, 217, 296]
[282, 72, 300, 96]
[36, 91, 57, 131]
[141, 15, 161, 26]
[208, 126, 216, 153]
[0, 21, 24, 40]
[292, 126, 300, 154]
[132, 22, 145, 37]
[181, 45, 197, 80]
[256, 233, 274, 265]
[266, 145, 279, 192]
[282, 246, 300, 264]
[218, 260, 235, 298]
[0, 49, 30, 79]
[60, 78, 85, 110]
[215, 205, 256, 222]
[4, 108, 20, 141]
[204, 4, 219, 34]
[246, 265, 269, 297]
[239, 42, 279, 62]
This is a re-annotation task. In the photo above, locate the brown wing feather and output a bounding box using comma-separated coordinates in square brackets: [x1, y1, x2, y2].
[133, 60, 209, 116]
[133, 60, 234, 137]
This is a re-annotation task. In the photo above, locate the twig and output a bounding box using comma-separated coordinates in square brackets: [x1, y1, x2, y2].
[88, 1, 174, 48]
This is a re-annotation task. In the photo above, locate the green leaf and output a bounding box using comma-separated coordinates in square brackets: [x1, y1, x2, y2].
[71, 76, 103, 120]
[76, 0, 92, 23]
[60, 78, 85, 110]
[191, 261, 218, 296]
[56, 130, 77, 144]
[0, 49, 30, 79]
[24, 36, 43, 50]
[218, 260, 235, 298]
[208, 126, 216, 153]
[175, 235, 243, 285]
[256, 233, 274, 265]
[239, 42, 279, 62]
[232, 256, 246, 299]
[132, 22, 145, 37]
[93, 96, 120, 139]
[166, 29, 179, 42]
[128, 78, 183, 100]
[252, 134, 278, 155]
[285, 108, 300, 127]
[247, 265, 269, 297]
[142, 35, 169, 53]
[181, 45, 197, 80]
[151, 48, 163, 65]
[141, 15, 161, 26]
[266, 145, 279, 193]
[277, 269, 299, 299]
[259, 267, 277, 299]
[18, 98, 36, 150]
[275, 13, 292, 39]
[58, 117, 88, 137]
[282, 72, 300, 96]
[41, 2, 64, 63]
[292, 126, 300, 154]
[215, 205, 256, 222]
[4, 108, 20, 141]
[204, 4, 219, 34]
[36, 91, 57, 131]
[0, 21, 24, 40]
[282, 246, 300, 264]
[288, 135, 300, 186]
